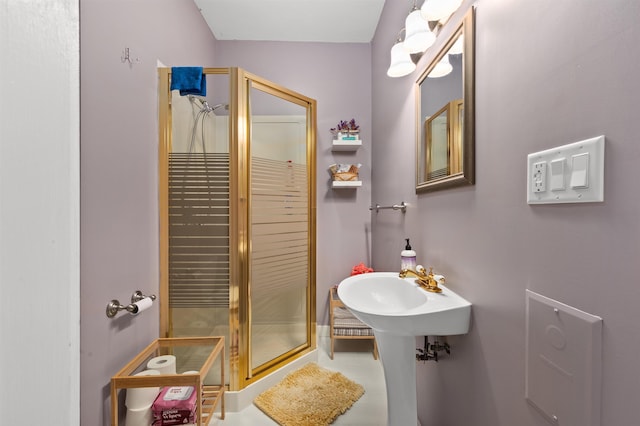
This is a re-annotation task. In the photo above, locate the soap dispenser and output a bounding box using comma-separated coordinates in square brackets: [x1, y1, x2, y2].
[401, 239, 416, 271]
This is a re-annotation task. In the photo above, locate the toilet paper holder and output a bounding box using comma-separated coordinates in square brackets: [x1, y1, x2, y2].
[106, 291, 156, 318]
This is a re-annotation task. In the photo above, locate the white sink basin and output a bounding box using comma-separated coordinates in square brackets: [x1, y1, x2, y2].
[337, 272, 471, 336]
[337, 272, 472, 426]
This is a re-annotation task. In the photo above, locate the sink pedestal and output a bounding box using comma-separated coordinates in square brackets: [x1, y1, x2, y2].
[336, 272, 471, 426]
[376, 331, 420, 426]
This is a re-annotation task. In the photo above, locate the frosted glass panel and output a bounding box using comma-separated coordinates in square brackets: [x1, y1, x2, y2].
[168, 73, 231, 385]
[249, 85, 309, 370]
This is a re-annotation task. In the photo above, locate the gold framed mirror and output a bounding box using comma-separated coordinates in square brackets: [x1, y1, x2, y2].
[416, 8, 475, 193]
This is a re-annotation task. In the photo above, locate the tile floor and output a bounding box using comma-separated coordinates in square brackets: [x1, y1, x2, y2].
[209, 336, 387, 425]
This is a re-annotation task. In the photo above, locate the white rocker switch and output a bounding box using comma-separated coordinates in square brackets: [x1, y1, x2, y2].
[570, 152, 589, 189]
[550, 158, 565, 191]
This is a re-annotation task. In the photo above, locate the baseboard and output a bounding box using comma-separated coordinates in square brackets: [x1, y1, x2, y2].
[317, 324, 330, 338]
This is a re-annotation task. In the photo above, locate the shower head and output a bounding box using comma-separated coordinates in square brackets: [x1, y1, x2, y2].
[200, 101, 214, 113]
[187, 95, 212, 111]
[187, 95, 228, 113]
[201, 102, 229, 113]
[187, 95, 206, 103]
[210, 103, 229, 112]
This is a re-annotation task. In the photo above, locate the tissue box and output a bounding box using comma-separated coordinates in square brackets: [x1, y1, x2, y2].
[152, 386, 197, 426]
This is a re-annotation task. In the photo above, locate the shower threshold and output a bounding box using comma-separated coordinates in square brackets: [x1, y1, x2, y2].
[223, 348, 318, 412]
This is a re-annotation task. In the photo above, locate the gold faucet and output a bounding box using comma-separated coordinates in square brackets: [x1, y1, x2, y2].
[399, 266, 443, 293]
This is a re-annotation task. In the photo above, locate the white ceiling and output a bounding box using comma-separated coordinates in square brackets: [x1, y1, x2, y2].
[193, 0, 387, 43]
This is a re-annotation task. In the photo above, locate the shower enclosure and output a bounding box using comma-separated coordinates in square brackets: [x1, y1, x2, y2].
[158, 68, 316, 391]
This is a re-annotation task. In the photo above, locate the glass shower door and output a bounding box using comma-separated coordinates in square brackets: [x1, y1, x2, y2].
[159, 67, 317, 391]
[247, 82, 311, 374]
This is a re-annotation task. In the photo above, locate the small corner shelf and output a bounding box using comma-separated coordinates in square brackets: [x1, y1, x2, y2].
[110, 337, 225, 426]
[332, 180, 362, 188]
[332, 139, 362, 152]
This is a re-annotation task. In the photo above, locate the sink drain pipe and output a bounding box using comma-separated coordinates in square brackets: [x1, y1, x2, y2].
[416, 336, 451, 362]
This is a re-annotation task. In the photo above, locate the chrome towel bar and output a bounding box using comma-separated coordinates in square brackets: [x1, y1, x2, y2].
[369, 201, 407, 213]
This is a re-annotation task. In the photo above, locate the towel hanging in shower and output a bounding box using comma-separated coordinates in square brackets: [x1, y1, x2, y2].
[170, 66, 207, 96]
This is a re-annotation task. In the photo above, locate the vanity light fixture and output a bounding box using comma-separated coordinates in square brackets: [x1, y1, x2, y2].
[387, 0, 464, 78]
[427, 54, 453, 78]
[421, 0, 464, 22]
[387, 29, 417, 78]
[404, 4, 436, 54]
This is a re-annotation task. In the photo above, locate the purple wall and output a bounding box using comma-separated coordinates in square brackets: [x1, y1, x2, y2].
[80, 1, 217, 423]
[372, 0, 640, 424]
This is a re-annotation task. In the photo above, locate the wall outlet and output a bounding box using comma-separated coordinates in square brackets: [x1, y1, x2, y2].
[532, 161, 547, 193]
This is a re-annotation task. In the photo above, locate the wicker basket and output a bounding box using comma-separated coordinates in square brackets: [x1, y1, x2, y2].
[330, 164, 360, 181]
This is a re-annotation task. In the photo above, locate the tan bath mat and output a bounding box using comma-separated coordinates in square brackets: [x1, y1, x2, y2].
[254, 362, 365, 426]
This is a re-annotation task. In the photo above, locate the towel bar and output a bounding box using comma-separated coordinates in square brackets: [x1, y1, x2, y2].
[369, 201, 406, 213]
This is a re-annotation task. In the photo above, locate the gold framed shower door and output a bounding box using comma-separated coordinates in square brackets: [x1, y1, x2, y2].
[158, 67, 317, 391]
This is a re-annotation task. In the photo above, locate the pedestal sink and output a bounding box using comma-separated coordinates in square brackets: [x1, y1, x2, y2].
[337, 272, 471, 426]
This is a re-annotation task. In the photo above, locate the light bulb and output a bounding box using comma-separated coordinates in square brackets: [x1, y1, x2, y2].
[387, 42, 416, 78]
[404, 9, 436, 54]
[428, 54, 453, 78]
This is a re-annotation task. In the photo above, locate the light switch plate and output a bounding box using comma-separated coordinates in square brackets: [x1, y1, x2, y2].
[527, 136, 604, 204]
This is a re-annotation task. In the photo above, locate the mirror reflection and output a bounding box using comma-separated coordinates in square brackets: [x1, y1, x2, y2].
[416, 9, 474, 193]
[425, 98, 462, 180]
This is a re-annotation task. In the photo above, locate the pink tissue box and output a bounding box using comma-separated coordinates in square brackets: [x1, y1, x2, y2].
[152, 386, 197, 426]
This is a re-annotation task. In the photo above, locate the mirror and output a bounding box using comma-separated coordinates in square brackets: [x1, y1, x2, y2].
[416, 8, 475, 192]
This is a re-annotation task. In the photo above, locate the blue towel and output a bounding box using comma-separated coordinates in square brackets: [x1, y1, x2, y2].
[170, 67, 206, 96]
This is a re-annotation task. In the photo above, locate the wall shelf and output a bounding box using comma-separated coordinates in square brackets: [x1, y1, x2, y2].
[332, 181, 362, 188]
[332, 139, 362, 152]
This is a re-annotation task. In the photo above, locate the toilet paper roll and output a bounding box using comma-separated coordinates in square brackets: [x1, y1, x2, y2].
[182, 370, 199, 375]
[125, 369, 161, 410]
[125, 403, 153, 426]
[130, 297, 153, 315]
[146, 354, 176, 375]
